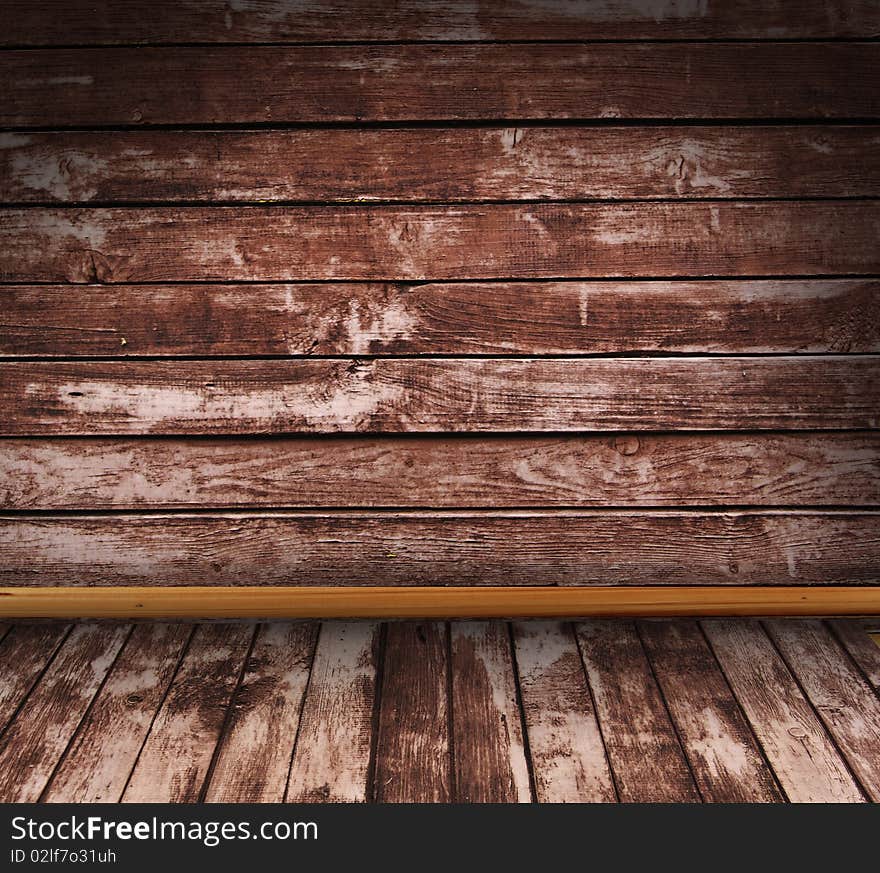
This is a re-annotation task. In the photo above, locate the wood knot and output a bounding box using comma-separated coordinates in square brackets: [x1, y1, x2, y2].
[613, 436, 640, 456]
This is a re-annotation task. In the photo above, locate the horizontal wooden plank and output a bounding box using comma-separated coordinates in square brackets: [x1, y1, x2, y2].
[4, 1, 878, 45]
[3, 586, 880, 619]
[3, 44, 878, 126]
[4, 203, 878, 283]
[4, 127, 879, 203]
[2, 280, 878, 357]
[1, 358, 876, 435]
[4, 433, 878, 510]
[0, 511, 877, 587]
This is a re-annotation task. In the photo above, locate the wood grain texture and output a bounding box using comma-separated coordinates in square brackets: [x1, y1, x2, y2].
[286, 622, 379, 803]
[451, 621, 531, 802]
[121, 623, 254, 803]
[0, 623, 129, 803]
[3, 280, 879, 357]
[4, 203, 879, 283]
[374, 622, 451, 802]
[3, 586, 880, 619]
[0, 624, 69, 735]
[205, 622, 318, 802]
[828, 620, 880, 691]
[638, 619, 782, 802]
[4, 1, 878, 44]
[4, 433, 878, 511]
[702, 619, 864, 802]
[4, 127, 879, 203]
[3, 358, 878, 436]
[765, 620, 880, 800]
[42, 623, 192, 802]
[3, 511, 877, 588]
[3, 44, 879, 127]
[512, 621, 616, 802]
[575, 620, 700, 802]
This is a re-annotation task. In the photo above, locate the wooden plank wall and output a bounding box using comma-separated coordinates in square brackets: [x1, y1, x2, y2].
[0, 0, 878, 600]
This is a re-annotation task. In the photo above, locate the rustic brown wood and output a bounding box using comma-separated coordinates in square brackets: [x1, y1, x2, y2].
[5, 1, 878, 45]
[374, 622, 451, 802]
[451, 621, 531, 802]
[3, 358, 877, 436]
[2, 585, 880, 619]
[764, 620, 880, 801]
[2, 511, 877, 588]
[575, 620, 700, 802]
[4, 128, 879, 203]
[3, 44, 879, 127]
[512, 621, 616, 802]
[4, 203, 879, 283]
[3, 280, 879, 358]
[0, 624, 69, 735]
[121, 623, 254, 803]
[43, 623, 192, 802]
[702, 619, 865, 802]
[4, 432, 878, 511]
[638, 619, 782, 802]
[0, 623, 129, 803]
[204, 622, 318, 803]
[828, 620, 880, 691]
[286, 621, 379, 802]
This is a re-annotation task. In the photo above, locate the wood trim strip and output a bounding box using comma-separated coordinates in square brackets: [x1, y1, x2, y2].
[2, 586, 879, 619]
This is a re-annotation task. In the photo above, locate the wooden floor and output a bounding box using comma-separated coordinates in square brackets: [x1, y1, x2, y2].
[0, 618, 878, 803]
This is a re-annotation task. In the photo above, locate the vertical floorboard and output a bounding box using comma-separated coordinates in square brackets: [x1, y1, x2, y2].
[765, 620, 880, 802]
[373, 622, 451, 803]
[575, 621, 700, 803]
[286, 622, 380, 803]
[0, 623, 129, 803]
[450, 621, 531, 803]
[0, 624, 70, 736]
[43, 624, 192, 802]
[512, 621, 616, 803]
[702, 620, 864, 803]
[638, 620, 782, 802]
[205, 622, 318, 803]
[827, 620, 880, 692]
[122, 623, 254, 803]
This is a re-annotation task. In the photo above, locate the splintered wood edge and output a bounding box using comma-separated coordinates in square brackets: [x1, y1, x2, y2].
[0, 587, 878, 619]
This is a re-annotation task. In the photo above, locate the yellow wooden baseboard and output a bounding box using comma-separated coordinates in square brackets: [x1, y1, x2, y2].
[1, 586, 878, 619]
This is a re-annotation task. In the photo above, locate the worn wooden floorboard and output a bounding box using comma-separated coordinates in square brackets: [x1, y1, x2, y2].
[285, 622, 380, 803]
[4, 128, 879, 204]
[702, 619, 865, 802]
[0, 623, 130, 803]
[5, 433, 878, 511]
[638, 620, 782, 802]
[575, 620, 700, 802]
[373, 622, 451, 803]
[0, 624, 70, 737]
[3, 280, 878, 358]
[5, 0, 877, 44]
[3, 44, 879, 127]
[3, 358, 878, 436]
[205, 622, 319, 803]
[451, 622, 532, 803]
[828, 620, 880, 692]
[43, 624, 192, 802]
[765, 620, 880, 801]
[4, 203, 880, 283]
[121, 623, 254, 803]
[0, 621, 878, 802]
[512, 621, 616, 803]
[3, 511, 877, 588]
